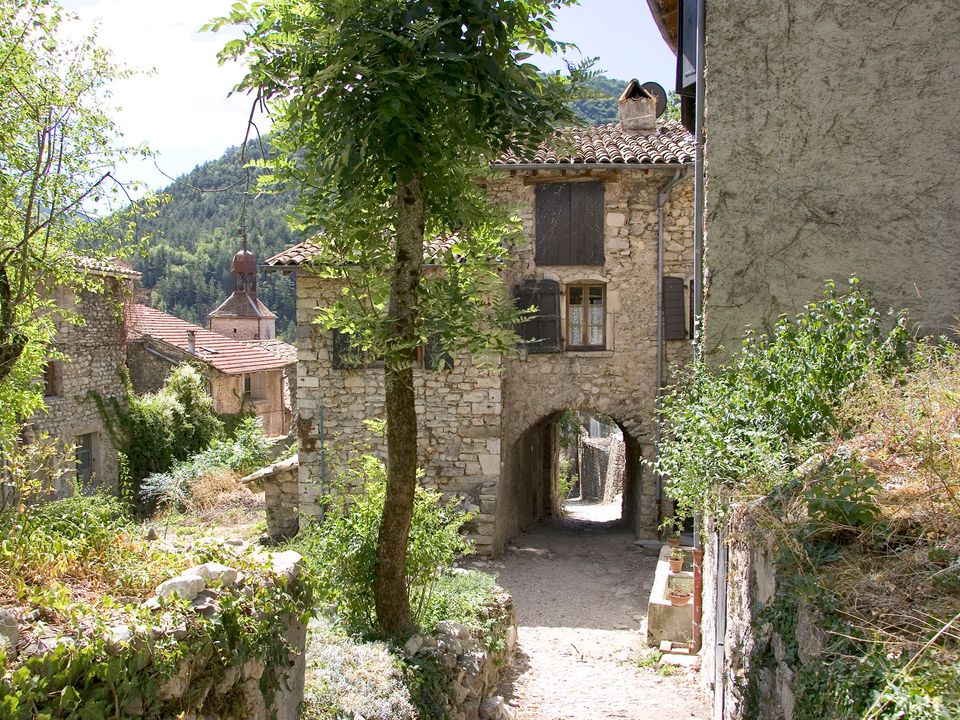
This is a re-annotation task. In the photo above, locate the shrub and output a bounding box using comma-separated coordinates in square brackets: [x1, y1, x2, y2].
[295, 454, 473, 637]
[656, 280, 908, 520]
[94, 364, 225, 502]
[140, 416, 271, 511]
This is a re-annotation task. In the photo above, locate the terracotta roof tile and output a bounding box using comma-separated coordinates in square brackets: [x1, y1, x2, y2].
[496, 120, 694, 166]
[73, 254, 141, 278]
[244, 339, 298, 364]
[208, 291, 277, 320]
[127, 304, 289, 375]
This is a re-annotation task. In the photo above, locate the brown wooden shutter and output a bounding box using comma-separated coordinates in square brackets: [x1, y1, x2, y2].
[571, 182, 605, 264]
[332, 329, 363, 369]
[535, 183, 570, 265]
[536, 182, 604, 266]
[663, 276, 687, 340]
[515, 279, 561, 353]
[424, 334, 453, 370]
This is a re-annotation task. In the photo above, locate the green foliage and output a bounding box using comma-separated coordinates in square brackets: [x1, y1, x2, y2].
[804, 451, 881, 528]
[294, 455, 473, 637]
[95, 364, 224, 499]
[656, 280, 909, 520]
[400, 651, 458, 720]
[140, 416, 271, 510]
[0, 546, 318, 719]
[557, 456, 577, 504]
[0, 0, 158, 465]
[0, 492, 185, 609]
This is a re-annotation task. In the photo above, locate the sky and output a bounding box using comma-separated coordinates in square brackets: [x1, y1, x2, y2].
[60, 0, 676, 192]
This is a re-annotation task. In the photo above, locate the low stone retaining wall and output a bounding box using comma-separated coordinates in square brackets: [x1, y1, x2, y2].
[241, 456, 300, 538]
[403, 592, 518, 720]
[1, 547, 311, 720]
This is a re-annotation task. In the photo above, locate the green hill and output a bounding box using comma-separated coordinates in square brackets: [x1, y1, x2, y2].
[136, 76, 637, 338]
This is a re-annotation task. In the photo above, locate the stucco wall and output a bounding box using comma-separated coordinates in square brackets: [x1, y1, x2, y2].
[28, 282, 128, 496]
[489, 169, 694, 543]
[702, 1, 960, 352]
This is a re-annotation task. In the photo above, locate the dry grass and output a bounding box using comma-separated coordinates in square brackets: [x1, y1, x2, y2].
[819, 348, 960, 658]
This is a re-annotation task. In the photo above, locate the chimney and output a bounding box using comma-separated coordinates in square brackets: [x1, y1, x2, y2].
[618, 79, 657, 134]
[187, 330, 196, 354]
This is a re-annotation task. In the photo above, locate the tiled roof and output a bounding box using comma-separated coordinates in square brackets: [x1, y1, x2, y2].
[265, 234, 460, 269]
[496, 120, 694, 166]
[73, 254, 141, 278]
[244, 339, 298, 364]
[127, 304, 290, 375]
[208, 291, 277, 320]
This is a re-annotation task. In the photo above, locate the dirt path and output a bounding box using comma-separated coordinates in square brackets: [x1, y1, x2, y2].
[478, 501, 708, 720]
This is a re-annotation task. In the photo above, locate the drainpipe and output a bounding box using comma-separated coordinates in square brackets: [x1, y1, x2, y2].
[693, 0, 706, 364]
[691, 546, 704, 653]
[654, 168, 688, 506]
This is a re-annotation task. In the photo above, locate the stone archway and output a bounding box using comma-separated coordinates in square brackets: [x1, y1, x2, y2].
[493, 405, 661, 549]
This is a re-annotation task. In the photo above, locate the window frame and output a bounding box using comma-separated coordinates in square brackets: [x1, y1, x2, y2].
[43, 360, 60, 398]
[565, 283, 607, 350]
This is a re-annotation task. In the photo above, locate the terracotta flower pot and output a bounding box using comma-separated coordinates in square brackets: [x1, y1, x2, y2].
[669, 557, 684, 573]
[667, 535, 681, 548]
[668, 591, 691, 607]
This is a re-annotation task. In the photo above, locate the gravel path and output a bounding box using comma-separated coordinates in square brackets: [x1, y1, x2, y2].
[477, 501, 708, 720]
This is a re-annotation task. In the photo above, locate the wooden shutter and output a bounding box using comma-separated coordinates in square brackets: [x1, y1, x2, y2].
[571, 182, 604, 265]
[332, 329, 363, 369]
[515, 279, 561, 353]
[663, 276, 687, 340]
[424, 334, 453, 371]
[535, 182, 604, 266]
[535, 183, 571, 265]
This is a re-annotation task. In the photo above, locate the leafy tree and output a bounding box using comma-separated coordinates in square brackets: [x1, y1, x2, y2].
[211, 0, 588, 633]
[0, 1, 154, 474]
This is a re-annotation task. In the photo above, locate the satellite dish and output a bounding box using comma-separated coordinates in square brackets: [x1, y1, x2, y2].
[642, 81, 668, 118]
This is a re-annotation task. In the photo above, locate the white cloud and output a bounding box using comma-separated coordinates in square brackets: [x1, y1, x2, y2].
[61, 0, 268, 190]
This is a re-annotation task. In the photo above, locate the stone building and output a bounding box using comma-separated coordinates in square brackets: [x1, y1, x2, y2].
[27, 257, 140, 496]
[647, 0, 960, 352]
[207, 241, 278, 341]
[127, 304, 295, 437]
[267, 96, 695, 553]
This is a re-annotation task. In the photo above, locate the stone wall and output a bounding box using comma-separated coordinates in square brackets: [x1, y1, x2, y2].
[403, 592, 518, 720]
[27, 281, 129, 496]
[577, 433, 626, 503]
[702, 1, 960, 352]
[294, 273, 502, 554]
[700, 507, 825, 720]
[292, 168, 694, 553]
[489, 168, 694, 544]
[241, 456, 300, 538]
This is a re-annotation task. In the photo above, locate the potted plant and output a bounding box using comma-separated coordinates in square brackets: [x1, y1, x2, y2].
[667, 587, 692, 606]
[660, 517, 683, 547]
[669, 547, 685, 573]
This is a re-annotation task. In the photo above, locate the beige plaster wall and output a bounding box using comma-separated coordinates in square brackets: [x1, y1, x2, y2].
[28, 281, 128, 496]
[209, 315, 273, 342]
[702, 1, 960, 353]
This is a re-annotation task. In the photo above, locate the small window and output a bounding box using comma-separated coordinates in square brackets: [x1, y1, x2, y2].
[243, 374, 252, 399]
[43, 361, 59, 397]
[76, 433, 95, 487]
[566, 284, 606, 349]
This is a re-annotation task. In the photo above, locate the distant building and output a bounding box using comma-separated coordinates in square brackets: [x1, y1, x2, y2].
[27, 257, 140, 496]
[126, 304, 295, 437]
[207, 240, 278, 340]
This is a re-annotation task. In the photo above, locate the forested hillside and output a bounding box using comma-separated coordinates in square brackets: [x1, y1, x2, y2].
[135, 142, 302, 340]
[137, 76, 635, 338]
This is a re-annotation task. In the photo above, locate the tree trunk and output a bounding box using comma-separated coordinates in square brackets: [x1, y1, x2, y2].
[374, 172, 425, 636]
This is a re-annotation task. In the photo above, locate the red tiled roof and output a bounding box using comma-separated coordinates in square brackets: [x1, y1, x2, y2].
[265, 234, 460, 269]
[208, 291, 277, 320]
[127, 304, 290, 375]
[496, 120, 694, 166]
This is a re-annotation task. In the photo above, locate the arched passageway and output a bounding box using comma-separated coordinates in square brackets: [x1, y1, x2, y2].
[495, 407, 659, 545]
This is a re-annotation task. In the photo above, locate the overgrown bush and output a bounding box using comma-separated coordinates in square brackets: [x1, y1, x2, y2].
[0, 492, 185, 608]
[140, 416, 271, 511]
[95, 364, 224, 502]
[656, 280, 908, 519]
[295, 454, 473, 637]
